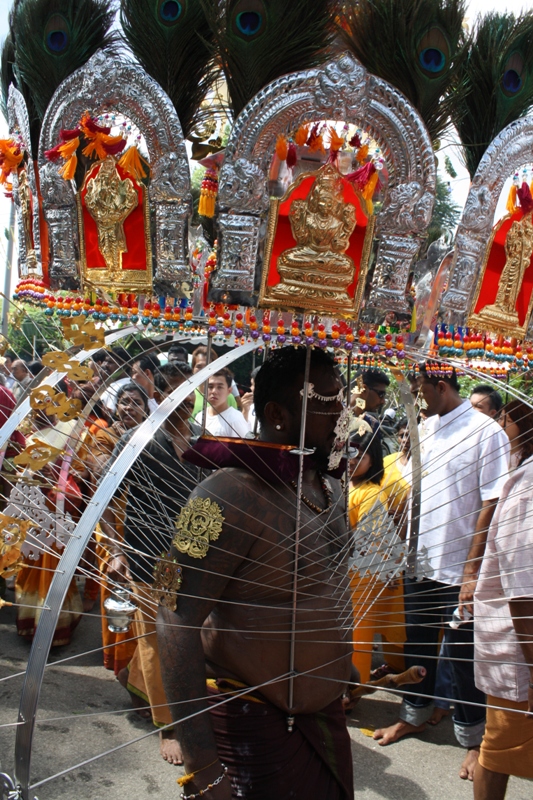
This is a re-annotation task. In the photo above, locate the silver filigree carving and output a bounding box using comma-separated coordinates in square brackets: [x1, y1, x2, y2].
[153, 203, 191, 295]
[368, 236, 421, 312]
[442, 116, 533, 319]
[378, 183, 433, 233]
[7, 85, 43, 279]
[209, 214, 261, 297]
[218, 159, 269, 213]
[4, 483, 76, 559]
[314, 53, 367, 117]
[38, 49, 192, 293]
[39, 161, 78, 289]
[215, 50, 435, 308]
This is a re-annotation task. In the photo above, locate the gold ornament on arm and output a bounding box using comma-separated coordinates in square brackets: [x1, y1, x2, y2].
[152, 555, 183, 612]
[172, 497, 224, 559]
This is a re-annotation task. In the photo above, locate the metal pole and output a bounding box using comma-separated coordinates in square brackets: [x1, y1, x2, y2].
[287, 345, 312, 716]
[1, 203, 16, 340]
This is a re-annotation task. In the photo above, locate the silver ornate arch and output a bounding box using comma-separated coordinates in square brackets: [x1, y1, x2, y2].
[441, 115, 533, 323]
[38, 50, 192, 293]
[7, 86, 43, 280]
[211, 51, 436, 315]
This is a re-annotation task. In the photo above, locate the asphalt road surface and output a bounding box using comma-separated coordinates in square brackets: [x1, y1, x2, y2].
[1, 584, 531, 800]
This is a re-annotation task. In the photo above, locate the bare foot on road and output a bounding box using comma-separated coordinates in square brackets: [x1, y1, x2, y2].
[459, 747, 479, 781]
[117, 667, 152, 720]
[160, 728, 184, 765]
[373, 720, 426, 745]
[428, 707, 451, 725]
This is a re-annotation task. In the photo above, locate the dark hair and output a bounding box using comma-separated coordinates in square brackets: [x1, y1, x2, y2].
[350, 429, 384, 485]
[168, 343, 189, 359]
[109, 347, 130, 365]
[210, 367, 233, 388]
[4, 350, 16, 361]
[90, 349, 108, 364]
[154, 361, 192, 391]
[27, 360, 44, 377]
[361, 368, 390, 389]
[115, 382, 149, 412]
[395, 416, 408, 432]
[503, 399, 533, 465]
[250, 365, 261, 381]
[254, 347, 336, 424]
[471, 383, 503, 413]
[134, 353, 161, 376]
[191, 344, 218, 369]
[420, 361, 461, 392]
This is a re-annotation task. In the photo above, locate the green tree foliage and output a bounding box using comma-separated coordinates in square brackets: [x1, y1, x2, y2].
[7, 307, 66, 360]
[426, 174, 461, 248]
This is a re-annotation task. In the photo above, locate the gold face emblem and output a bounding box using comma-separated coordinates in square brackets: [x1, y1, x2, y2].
[173, 497, 224, 559]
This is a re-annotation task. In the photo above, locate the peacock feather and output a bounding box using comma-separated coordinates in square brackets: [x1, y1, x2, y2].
[451, 12, 533, 178]
[1, 31, 42, 157]
[121, 0, 217, 139]
[203, 0, 335, 119]
[9, 0, 117, 122]
[339, 0, 467, 144]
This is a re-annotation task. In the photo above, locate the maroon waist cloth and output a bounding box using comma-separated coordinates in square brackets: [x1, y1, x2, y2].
[207, 680, 353, 800]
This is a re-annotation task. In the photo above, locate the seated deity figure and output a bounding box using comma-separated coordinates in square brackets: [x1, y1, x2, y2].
[272, 165, 357, 305]
[470, 213, 533, 333]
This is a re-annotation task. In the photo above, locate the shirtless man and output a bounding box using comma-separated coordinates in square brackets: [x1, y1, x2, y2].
[157, 347, 354, 799]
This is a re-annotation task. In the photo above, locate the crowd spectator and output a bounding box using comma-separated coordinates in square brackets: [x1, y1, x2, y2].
[474, 398, 533, 798]
[470, 383, 503, 419]
[196, 368, 250, 438]
[131, 353, 161, 412]
[10, 359, 32, 400]
[373, 362, 510, 783]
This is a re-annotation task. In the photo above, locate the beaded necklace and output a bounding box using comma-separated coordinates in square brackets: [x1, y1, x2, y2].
[290, 473, 333, 514]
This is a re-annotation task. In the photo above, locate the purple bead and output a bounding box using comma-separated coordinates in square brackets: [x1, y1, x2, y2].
[223, 327, 232, 335]
[306, 336, 315, 346]
[277, 334, 286, 344]
[251, 330, 260, 339]
[262, 333, 272, 342]
[292, 335, 301, 345]
[397, 350, 405, 358]
[319, 339, 328, 348]
[344, 341, 353, 351]
[332, 338, 341, 347]
[208, 325, 218, 334]
[385, 348, 394, 358]
[372, 344, 380, 353]
[360, 343, 369, 353]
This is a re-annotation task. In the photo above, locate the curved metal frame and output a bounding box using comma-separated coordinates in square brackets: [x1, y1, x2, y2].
[442, 114, 533, 323]
[213, 51, 435, 314]
[7, 86, 42, 280]
[37, 50, 192, 293]
[11, 342, 259, 799]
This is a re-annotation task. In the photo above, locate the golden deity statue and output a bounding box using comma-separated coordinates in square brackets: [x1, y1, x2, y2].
[469, 212, 533, 336]
[18, 170, 38, 274]
[84, 156, 138, 278]
[270, 165, 356, 307]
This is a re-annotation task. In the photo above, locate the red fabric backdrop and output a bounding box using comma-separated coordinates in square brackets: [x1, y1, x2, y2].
[266, 173, 370, 298]
[81, 162, 147, 272]
[473, 209, 533, 327]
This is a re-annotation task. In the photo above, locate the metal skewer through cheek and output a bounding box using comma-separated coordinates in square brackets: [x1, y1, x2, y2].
[287, 345, 312, 728]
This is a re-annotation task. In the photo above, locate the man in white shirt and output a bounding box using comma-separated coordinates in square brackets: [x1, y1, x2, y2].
[131, 353, 161, 413]
[374, 361, 510, 782]
[195, 368, 249, 438]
